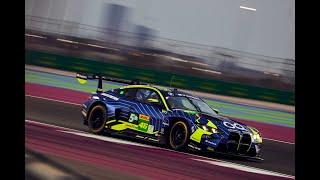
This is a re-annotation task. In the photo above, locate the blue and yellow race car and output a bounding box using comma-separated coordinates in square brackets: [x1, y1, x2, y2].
[77, 73, 263, 160]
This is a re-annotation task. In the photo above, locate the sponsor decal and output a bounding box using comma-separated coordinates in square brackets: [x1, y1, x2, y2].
[138, 122, 149, 132]
[188, 144, 201, 151]
[160, 128, 165, 133]
[139, 114, 150, 121]
[148, 138, 159, 142]
[129, 113, 139, 123]
[162, 122, 169, 126]
[92, 96, 99, 100]
[147, 125, 154, 133]
[125, 113, 151, 132]
[205, 140, 217, 146]
[139, 122, 148, 129]
[223, 121, 247, 131]
[101, 93, 119, 101]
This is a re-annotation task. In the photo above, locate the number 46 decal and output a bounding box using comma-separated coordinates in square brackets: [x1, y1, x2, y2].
[223, 121, 247, 131]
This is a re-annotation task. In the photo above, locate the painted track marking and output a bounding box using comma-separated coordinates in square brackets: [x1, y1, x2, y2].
[25, 94, 82, 106]
[26, 120, 294, 179]
[192, 158, 295, 179]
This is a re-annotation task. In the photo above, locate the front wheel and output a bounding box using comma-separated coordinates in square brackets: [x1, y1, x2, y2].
[169, 121, 190, 150]
[88, 105, 107, 134]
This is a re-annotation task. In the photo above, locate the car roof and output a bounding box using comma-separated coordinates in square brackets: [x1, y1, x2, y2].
[121, 84, 170, 94]
[121, 85, 200, 99]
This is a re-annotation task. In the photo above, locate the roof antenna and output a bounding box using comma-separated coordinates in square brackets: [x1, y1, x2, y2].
[173, 88, 178, 95]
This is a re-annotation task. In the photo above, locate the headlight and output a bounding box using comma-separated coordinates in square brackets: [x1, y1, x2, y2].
[202, 125, 218, 134]
[211, 128, 218, 134]
[248, 126, 262, 143]
[251, 133, 262, 143]
[202, 125, 208, 131]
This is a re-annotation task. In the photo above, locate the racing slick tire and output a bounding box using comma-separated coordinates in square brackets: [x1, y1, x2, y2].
[87, 105, 107, 135]
[169, 120, 190, 151]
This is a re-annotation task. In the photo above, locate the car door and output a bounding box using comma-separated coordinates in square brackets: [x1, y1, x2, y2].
[113, 87, 165, 134]
[113, 88, 138, 121]
[130, 88, 165, 134]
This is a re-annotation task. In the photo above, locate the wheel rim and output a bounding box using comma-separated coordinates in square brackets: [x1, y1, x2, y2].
[90, 109, 105, 130]
[171, 123, 187, 148]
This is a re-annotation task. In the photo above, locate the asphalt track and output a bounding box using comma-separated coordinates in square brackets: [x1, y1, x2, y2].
[25, 96, 295, 178]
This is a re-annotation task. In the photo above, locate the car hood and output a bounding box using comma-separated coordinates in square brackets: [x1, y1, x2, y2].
[191, 111, 253, 135]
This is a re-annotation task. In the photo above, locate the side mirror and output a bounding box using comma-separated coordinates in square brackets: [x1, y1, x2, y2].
[212, 108, 219, 114]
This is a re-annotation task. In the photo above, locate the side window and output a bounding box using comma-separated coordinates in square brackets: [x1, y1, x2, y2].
[135, 89, 161, 106]
[117, 88, 137, 100]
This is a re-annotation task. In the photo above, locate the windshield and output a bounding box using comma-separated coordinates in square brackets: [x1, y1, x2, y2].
[166, 96, 197, 111]
[166, 96, 217, 115]
[189, 98, 217, 115]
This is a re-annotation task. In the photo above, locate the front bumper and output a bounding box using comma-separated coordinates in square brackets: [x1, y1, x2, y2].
[212, 141, 262, 158]
[190, 132, 262, 158]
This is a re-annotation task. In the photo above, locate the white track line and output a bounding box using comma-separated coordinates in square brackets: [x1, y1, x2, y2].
[263, 138, 295, 145]
[25, 119, 83, 132]
[25, 94, 81, 106]
[25, 94, 295, 145]
[26, 119, 153, 148]
[58, 130, 157, 149]
[192, 158, 294, 179]
[25, 120, 294, 179]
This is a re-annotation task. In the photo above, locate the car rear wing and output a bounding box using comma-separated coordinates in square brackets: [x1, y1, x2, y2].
[76, 72, 146, 93]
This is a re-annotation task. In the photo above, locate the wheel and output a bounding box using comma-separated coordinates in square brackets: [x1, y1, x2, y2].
[87, 105, 107, 134]
[169, 121, 190, 150]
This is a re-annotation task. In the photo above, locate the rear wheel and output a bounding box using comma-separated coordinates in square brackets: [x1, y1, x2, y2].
[88, 105, 107, 134]
[169, 121, 190, 150]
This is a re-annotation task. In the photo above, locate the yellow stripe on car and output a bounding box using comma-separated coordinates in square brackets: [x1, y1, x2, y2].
[190, 128, 212, 143]
[206, 121, 217, 129]
[105, 120, 117, 125]
[109, 120, 158, 135]
[110, 124, 127, 131]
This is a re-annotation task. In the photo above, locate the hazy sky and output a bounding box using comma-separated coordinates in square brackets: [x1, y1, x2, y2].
[25, 0, 295, 59]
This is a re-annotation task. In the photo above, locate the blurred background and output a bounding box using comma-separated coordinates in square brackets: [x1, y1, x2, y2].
[25, 0, 295, 105]
[25, 1, 295, 179]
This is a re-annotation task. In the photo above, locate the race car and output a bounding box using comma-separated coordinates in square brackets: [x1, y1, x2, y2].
[77, 73, 263, 160]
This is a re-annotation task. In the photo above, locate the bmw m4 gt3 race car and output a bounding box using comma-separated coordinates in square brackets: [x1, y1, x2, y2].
[77, 73, 263, 160]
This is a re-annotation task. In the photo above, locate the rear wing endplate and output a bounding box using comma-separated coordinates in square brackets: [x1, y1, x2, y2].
[76, 72, 145, 93]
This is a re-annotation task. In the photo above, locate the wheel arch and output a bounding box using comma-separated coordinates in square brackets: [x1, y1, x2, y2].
[87, 101, 108, 119]
[165, 116, 194, 134]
